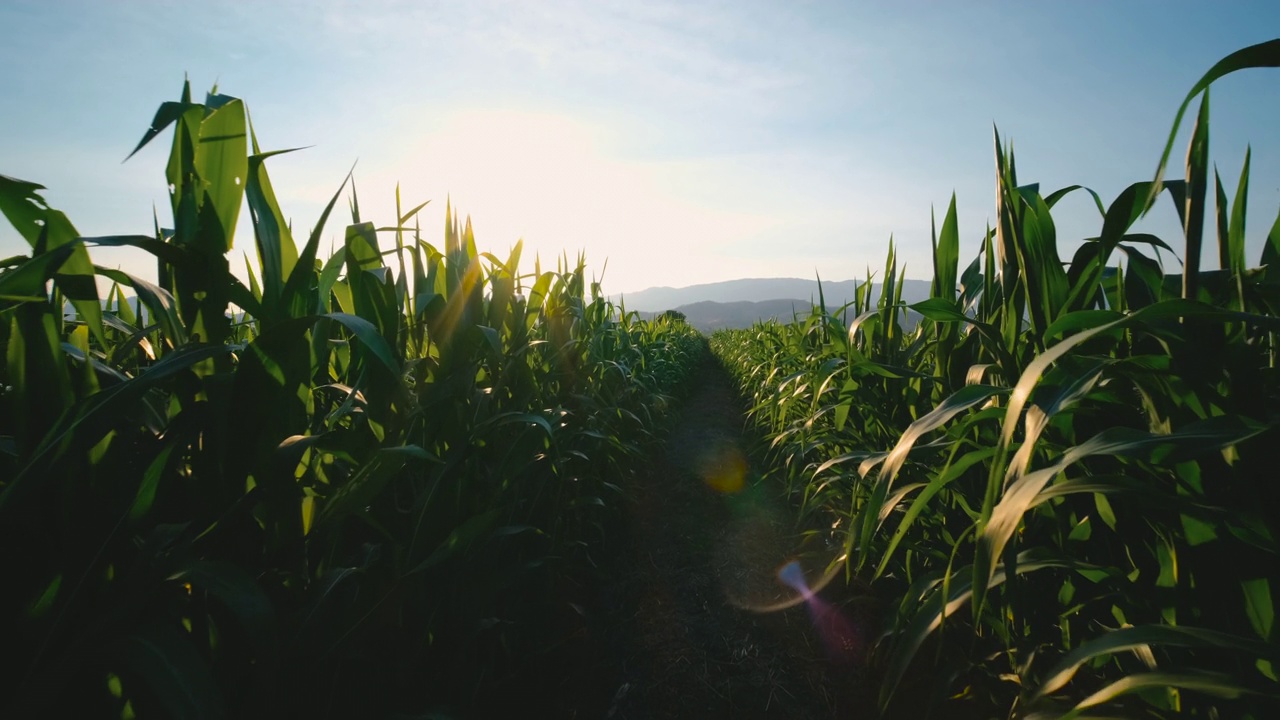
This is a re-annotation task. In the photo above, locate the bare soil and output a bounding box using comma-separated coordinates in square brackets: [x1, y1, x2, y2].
[584, 354, 875, 719]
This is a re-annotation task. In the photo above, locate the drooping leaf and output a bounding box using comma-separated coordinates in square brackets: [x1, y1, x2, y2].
[1148, 38, 1280, 207]
[119, 622, 227, 720]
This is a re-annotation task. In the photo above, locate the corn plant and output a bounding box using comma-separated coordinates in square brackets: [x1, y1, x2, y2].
[713, 39, 1280, 719]
[0, 81, 703, 718]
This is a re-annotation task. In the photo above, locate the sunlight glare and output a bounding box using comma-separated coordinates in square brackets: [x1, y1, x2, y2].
[400, 109, 760, 292]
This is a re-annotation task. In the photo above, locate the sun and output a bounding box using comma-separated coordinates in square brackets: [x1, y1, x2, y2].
[393, 108, 758, 293]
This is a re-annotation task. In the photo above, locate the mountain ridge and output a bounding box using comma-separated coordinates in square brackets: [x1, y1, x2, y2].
[623, 277, 932, 334]
[614, 276, 932, 313]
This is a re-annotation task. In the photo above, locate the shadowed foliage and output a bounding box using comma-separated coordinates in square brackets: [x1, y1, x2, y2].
[0, 80, 703, 718]
[711, 39, 1280, 720]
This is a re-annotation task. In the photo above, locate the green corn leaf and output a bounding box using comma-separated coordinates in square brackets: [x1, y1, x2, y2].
[879, 549, 1069, 713]
[874, 445, 999, 578]
[244, 252, 262, 301]
[1031, 625, 1280, 704]
[193, 96, 247, 253]
[246, 146, 304, 311]
[1215, 167, 1231, 270]
[342, 221, 400, 359]
[290, 567, 361, 658]
[849, 383, 1005, 569]
[168, 560, 279, 668]
[105, 323, 161, 368]
[1005, 358, 1110, 481]
[6, 304, 73, 460]
[281, 167, 352, 317]
[1183, 91, 1211, 299]
[0, 244, 78, 305]
[408, 509, 501, 575]
[315, 445, 438, 531]
[83, 233, 194, 270]
[120, 622, 226, 720]
[1064, 182, 1157, 313]
[473, 411, 554, 438]
[1061, 671, 1276, 720]
[114, 284, 137, 326]
[1222, 146, 1251, 277]
[977, 416, 1267, 623]
[931, 195, 960, 303]
[318, 247, 347, 314]
[1043, 309, 1124, 341]
[1147, 38, 1280, 208]
[1044, 184, 1106, 216]
[397, 198, 431, 227]
[94, 266, 185, 346]
[1242, 578, 1275, 641]
[1120, 246, 1164, 309]
[129, 443, 176, 523]
[0, 178, 105, 346]
[0, 174, 53, 243]
[983, 299, 1277, 529]
[995, 298, 1253, 453]
[1, 343, 233, 514]
[1262, 202, 1280, 268]
[124, 90, 188, 162]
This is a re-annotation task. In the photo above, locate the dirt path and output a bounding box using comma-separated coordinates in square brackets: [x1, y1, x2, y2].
[593, 353, 872, 719]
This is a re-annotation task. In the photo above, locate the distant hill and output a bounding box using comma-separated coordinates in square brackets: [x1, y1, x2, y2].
[639, 298, 924, 334]
[615, 277, 932, 313]
[641, 299, 815, 333]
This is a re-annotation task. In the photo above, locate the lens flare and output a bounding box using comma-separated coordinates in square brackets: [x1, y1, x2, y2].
[696, 443, 747, 494]
[777, 560, 863, 664]
[777, 560, 812, 599]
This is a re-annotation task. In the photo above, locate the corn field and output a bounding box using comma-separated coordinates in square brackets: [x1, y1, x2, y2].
[0, 81, 702, 717]
[711, 40, 1280, 718]
[5, 36, 1280, 720]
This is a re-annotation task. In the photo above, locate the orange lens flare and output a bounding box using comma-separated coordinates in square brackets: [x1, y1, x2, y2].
[696, 444, 746, 494]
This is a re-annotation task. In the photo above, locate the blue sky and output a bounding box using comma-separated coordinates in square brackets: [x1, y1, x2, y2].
[2, 0, 1278, 294]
